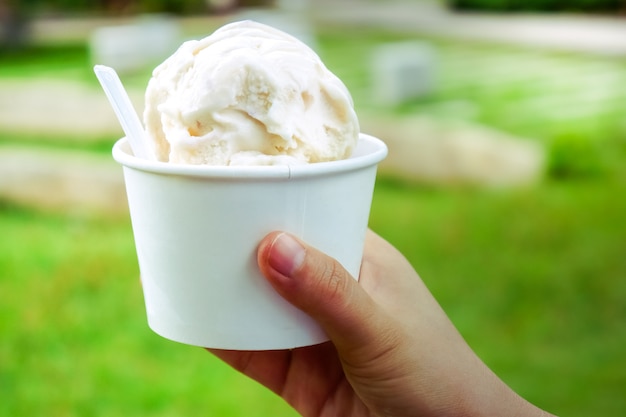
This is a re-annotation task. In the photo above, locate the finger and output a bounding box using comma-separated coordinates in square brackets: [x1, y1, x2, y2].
[257, 232, 398, 357]
[207, 348, 291, 395]
[208, 343, 347, 417]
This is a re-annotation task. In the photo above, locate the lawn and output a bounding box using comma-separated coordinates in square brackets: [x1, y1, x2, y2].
[0, 206, 298, 417]
[2, 175, 625, 416]
[1, 24, 625, 416]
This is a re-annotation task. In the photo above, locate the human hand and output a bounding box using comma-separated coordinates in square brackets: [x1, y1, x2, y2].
[208, 230, 554, 417]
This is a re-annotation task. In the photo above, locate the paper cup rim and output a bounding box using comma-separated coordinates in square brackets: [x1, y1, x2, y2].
[112, 133, 387, 179]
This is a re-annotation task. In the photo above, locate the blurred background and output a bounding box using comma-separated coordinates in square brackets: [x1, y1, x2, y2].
[1, 0, 625, 415]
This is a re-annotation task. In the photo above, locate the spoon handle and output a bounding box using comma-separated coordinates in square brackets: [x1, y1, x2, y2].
[94, 65, 149, 159]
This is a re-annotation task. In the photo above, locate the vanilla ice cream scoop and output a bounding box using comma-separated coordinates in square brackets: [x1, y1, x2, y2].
[143, 20, 359, 165]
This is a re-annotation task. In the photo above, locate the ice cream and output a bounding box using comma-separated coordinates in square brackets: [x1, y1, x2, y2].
[143, 20, 359, 166]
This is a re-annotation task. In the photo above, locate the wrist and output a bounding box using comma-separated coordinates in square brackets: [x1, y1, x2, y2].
[452, 365, 551, 417]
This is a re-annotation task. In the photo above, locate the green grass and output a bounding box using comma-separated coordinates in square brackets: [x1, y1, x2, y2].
[370, 177, 626, 416]
[0, 205, 299, 417]
[0, 43, 90, 79]
[2, 174, 625, 416]
[1, 26, 626, 416]
[0, 130, 119, 154]
[0, 42, 150, 88]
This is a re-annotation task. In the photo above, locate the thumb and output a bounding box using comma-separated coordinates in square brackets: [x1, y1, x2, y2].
[257, 232, 391, 353]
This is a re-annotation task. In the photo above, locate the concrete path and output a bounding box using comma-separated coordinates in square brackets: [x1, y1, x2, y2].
[0, 145, 127, 216]
[311, 0, 626, 56]
[0, 79, 142, 138]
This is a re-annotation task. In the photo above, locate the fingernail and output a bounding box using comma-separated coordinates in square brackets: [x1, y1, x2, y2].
[268, 233, 306, 277]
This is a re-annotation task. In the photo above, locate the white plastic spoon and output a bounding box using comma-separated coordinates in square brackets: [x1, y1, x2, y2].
[94, 64, 149, 159]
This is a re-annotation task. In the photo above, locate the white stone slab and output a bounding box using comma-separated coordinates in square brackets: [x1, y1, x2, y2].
[371, 42, 437, 106]
[90, 16, 182, 74]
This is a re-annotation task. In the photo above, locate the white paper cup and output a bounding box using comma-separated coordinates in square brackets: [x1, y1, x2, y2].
[112, 133, 387, 350]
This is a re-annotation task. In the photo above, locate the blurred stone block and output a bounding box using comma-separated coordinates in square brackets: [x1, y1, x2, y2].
[361, 114, 545, 187]
[90, 16, 182, 74]
[0, 79, 143, 137]
[371, 42, 436, 106]
[0, 146, 127, 216]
